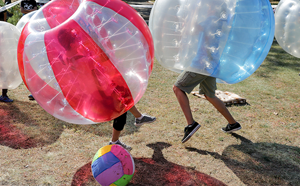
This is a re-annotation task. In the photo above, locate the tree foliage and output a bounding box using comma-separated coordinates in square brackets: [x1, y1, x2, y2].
[0, 1, 22, 25]
[7, 3, 22, 25]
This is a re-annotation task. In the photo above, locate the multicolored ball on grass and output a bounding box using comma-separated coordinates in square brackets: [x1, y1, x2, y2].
[91, 144, 135, 186]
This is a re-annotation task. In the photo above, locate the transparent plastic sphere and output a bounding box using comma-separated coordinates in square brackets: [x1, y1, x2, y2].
[149, 0, 275, 84]
[0, 21, 22, 89]
[17, 0, 154, 124]
[16, 10, 37, 32]
[275, 0, 300, 58]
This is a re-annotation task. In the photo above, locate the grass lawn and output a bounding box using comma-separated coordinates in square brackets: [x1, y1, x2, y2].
[0, 40, 299, 185]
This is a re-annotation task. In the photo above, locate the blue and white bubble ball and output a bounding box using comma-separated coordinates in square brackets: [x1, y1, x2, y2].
[275, 0, 300, 58]
[149, 0, 275, 84]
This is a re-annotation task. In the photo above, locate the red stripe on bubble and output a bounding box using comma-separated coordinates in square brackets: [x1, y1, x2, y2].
[42, 0, 154, 75]
[44, 20, 134, 122]
[24, 52, 63, 117]
[85, 0, 154, 73]
[17, 22, 31, 89]
[42, 0, 80, 29]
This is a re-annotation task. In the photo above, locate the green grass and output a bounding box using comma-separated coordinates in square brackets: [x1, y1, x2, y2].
[0, 41, 299, 185]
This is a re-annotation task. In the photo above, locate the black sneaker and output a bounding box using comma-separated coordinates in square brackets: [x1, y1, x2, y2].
[134, 114, 156, 127]
[28, 95, 35, 101]
[181, 122, 201, 143]
[221, 122, 241, 133]
[0, 95, 13, 102]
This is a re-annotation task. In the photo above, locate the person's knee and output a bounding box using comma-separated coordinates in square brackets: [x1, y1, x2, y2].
[173, 85, 184, 95]
[173, 85, 179, 93]
[204, 94, 216, 101]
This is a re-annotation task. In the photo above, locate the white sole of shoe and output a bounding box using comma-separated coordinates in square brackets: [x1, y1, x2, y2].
[134, 118, 156, 127]
[221, 127, 242, 133]
[182, 124, 201, 143]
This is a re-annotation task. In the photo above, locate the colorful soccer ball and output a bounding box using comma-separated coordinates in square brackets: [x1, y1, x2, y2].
[17, 0, 154, 124]
[91, 144, 135, 186]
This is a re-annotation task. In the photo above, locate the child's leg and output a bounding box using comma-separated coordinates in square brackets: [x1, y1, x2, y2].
[205, 95, 236, 124]
[110, 112, 132, 150]
[111, 128, 121, 142]
[111, 112, 127, 142]
[129, 106, 156, 126]
[129, 106, 142, 118]
[173, 85, 194, 125]
[2, 89, 8, 97]
[0, 89, 13, 102]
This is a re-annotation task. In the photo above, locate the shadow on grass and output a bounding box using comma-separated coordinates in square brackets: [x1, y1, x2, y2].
[71, 142, 227, 186]
[0, 99, 140, 149]
[186, 134, 300, 185]
[63, 111, 140, 138]
[261, 41, 300, 74]
[71, 162, 98, 186]
[0, 100, 64, 149]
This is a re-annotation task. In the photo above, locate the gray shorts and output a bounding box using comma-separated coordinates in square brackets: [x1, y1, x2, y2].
[174, 71, 216, 98]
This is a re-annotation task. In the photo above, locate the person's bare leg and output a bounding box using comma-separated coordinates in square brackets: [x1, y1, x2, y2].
[130, 105, 156, 126]
[129, 106, 142, 118]
[111, 128, 121, 142]
[205, 95, 236, 124]
[110, 128, 132, 150]
[173, 85, 194, 125]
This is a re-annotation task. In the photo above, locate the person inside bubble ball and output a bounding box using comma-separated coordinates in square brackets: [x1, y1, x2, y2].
[57, 28, 156, 150]
[189, 2, 228, 72]
[0, 0, 13, 103]
[173, 2, 241, 143]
